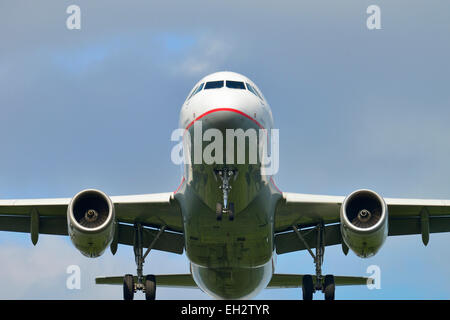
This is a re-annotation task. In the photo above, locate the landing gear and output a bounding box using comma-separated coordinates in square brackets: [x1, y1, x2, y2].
[302, 275, 314, 301]
[122, 223, 165, 300]
[293, 223, 336, 300]
[228, 202, 235, 221]
[214, 168, 237, 221]
[323, 275, 335, 301]
[145, 275, 156, 301]
[216, 202, 223, 221]
[216, 201, 235, 221]
[123, 274, 134, 301]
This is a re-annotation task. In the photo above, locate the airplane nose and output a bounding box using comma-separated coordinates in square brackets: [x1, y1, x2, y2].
[198, 108, 260, 132]
[189, 101, 266, 134]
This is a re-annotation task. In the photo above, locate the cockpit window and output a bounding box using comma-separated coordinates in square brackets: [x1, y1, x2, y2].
[187, 86, 198, 100]
[254, 88, 263, 100]
[246, 82, 262, 100]
[204, 80, 224, 89]
[188, 83, 204, 100]
[192, 83, 204, 96]
[226, 80, 245, 89]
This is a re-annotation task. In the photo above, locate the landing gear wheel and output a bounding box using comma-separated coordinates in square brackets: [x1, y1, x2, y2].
[228, 202, 235, 221]
[302, 274, 314, 300]
[145, 275, 156, 301]
[323, 275, 335, 300]
[216, 203, 223, 221]
[123, 274, 134, 301]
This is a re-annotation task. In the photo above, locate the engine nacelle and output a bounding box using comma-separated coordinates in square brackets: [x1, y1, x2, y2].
[340, 189, 388, 258]
[67, 189, 115, 258]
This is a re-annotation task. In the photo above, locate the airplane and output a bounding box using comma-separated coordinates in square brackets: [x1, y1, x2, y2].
[1, 71, 450, 300]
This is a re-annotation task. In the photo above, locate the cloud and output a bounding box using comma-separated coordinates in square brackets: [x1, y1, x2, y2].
[176, 38, 234, 76]
[0, 234, 209, 299]
[50, 40, 121, 74]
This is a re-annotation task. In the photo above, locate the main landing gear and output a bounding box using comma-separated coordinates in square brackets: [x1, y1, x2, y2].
[123, 223, 164, 300]
[214, 168, 237, 221]
[292, 222, 335, 300]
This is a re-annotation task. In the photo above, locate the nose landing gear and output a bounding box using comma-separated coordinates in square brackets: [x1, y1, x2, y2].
[214, 168, 237, 221]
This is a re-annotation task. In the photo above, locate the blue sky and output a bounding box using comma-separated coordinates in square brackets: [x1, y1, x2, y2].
[0, 0, 449, 299]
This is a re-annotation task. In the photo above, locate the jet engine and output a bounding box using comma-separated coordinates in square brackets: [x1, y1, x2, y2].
[340, 189, 388, 258]
[67, 189, 115, 258]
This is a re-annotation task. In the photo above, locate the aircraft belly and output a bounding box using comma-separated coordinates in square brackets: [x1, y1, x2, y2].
[191, 260, 273, 300]
[181, 183, 275, 269]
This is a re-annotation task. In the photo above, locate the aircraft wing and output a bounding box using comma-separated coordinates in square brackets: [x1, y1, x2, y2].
[275, 192, 450, 254]
[0, 192, 184, 254]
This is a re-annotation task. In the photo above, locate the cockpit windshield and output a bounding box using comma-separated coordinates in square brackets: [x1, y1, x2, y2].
[187, 79, 264, 102]
[187, 83, 204, 100]
[226, 80, 245, 89]
[204, 81, 224, 89]
[192, 83, 204, 96]
[246, 83, 262, 100]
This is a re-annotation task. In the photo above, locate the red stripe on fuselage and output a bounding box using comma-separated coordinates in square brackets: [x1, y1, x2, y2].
[185, 107, 264, 131]
[174, 176, 185, 194]
[270, 177, 282, 194]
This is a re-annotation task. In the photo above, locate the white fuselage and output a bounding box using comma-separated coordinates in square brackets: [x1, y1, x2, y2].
[173, 72, 282, 299]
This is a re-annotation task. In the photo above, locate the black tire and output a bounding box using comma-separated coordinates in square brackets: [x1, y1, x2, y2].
[228, 202, 235, 221]
[145, 275, 156, 301]
[216, 203, 223, 221]
[123, 274, 134, 301]
[323, 274, 335, 300]
[302, 275, 314, 300]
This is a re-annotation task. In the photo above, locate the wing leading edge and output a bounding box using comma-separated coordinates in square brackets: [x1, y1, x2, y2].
[275, 192, 450, 254]
[0, 192, 184, 254]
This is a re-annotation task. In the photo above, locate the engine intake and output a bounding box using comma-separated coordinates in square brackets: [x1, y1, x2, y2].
[340, 189, 388, 258]
[67, 189, 115, 258]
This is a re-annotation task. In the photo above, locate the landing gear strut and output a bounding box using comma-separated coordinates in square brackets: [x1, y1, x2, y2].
[214, 168, 237, 221]
[123, 223, 163, 300]
[293, 222, 335, 300]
